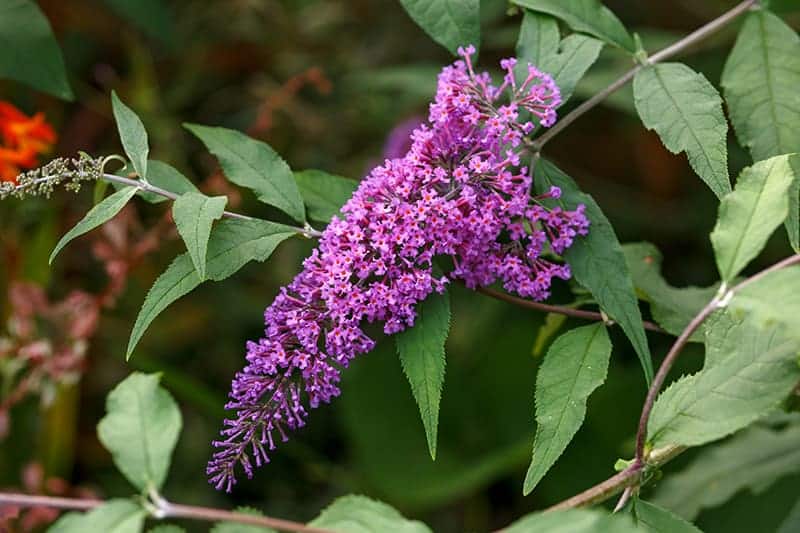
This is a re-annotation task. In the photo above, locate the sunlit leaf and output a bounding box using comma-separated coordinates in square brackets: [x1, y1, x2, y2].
[710, 155, 796, 282]
[97, 373, 182, 491]
[506, 508, 642, 533]
[633, 500, 703, 533]
[293, 169, 358, 223]
[47, 500, 146, 533]
[648, 312, 800, 448]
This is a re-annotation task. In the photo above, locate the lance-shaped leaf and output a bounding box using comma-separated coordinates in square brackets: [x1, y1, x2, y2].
[633, 63, 730, 199]
[623, 242, 718, 339]
[0, 0, 73, 100]
[632, 500, 702, 533]
[534, 159, 653, 383]
[722, 9, 800, 250]
[523, 323, 611, 494]
[647, 312, 800, 449]
[172, 192, 227, 280]
[294, 169, 358, 223]
[309, 495, 432, 533]
[185, 124, 305, 222]
[50, 186, 138, 264]
[398, 0, 480, 56]
[652, 420, 800, 520]
[516, 11, 603, 105]
[710, 155, 796, 282]
[112, 92, 149, 181]
[127, 218, 295, 358]
[396, 290, 451, 460]
[511, 0, 634, 52]
[47, 500, 146, 533]
[506, 508, 642, 533]
[97, 373, 182, 491]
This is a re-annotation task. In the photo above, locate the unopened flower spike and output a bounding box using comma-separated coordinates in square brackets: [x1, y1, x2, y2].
[207, 48, 590, 491]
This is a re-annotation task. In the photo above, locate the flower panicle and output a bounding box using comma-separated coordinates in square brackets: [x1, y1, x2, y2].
[0, 155, 106, 201]
[208, 47, 590, 491]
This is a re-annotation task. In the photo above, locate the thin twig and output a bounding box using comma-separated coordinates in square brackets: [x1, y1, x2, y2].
[477, 286, 666, 333]
[531, 0, 759, 151]
[13, 172, 323, 239]
[0, 492, 333, 533]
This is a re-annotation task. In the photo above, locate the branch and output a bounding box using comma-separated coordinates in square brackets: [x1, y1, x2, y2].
[12, 172, 323, 239]
[476, 286, 666, 333]
[531, 0, 759, 151]
[0, 492, 333, 533]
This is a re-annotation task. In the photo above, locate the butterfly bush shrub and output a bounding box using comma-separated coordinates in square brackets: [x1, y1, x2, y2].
[1, 0, 800, 532]
[208, 48, 590, 490]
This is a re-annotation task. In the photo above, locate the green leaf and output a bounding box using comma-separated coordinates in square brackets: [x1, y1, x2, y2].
[721, 9, 800, 250]
[511, 0, 634, 52]
[172, 192, 227, 280]
[396, 291, 451, 460]
[710, 155, 796, 282]
[722, 9, 800, 164]
[50, 186, 138, 265]
[97, 373, 182, 491]
[112, 92, 149, 182]
[516, 11, 603, 105]
[728, 265, 800, 332]
[516, 11, 560, 68]
[534, 159, 653, 383]
[47, 500, 146, 533]
[185, 124, 305, 222]
[210, 507, 276, 533]
[127, 218, 295, 358]
[506, 508, 642, 533]
[633, 500, 703, 533]
[523, 323, 611, 494]
[633, 63, 730, 199]
[136, 160, 199, 204]
[647, 312, 800, 449]
[293, 169, 358, 223]
[0, 0, 73, 99]
[309, 495, 432, 533]
[652, 421, 800, 520]
[398, 0, 480, 56]
[623, 242, 718, 339]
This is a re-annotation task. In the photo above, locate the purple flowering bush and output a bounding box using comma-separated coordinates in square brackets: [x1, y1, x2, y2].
[208, 48, 589, 490]
[2, 1, 800, 532]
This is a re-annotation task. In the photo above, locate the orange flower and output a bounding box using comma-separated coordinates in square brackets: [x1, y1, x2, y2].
[0, 102, 57, 183]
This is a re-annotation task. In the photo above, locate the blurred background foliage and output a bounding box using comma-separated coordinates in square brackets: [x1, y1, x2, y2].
[1, 1, 799, 531]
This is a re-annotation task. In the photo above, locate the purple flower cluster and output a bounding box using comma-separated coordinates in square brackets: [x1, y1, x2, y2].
[208, 46, 590, 491]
